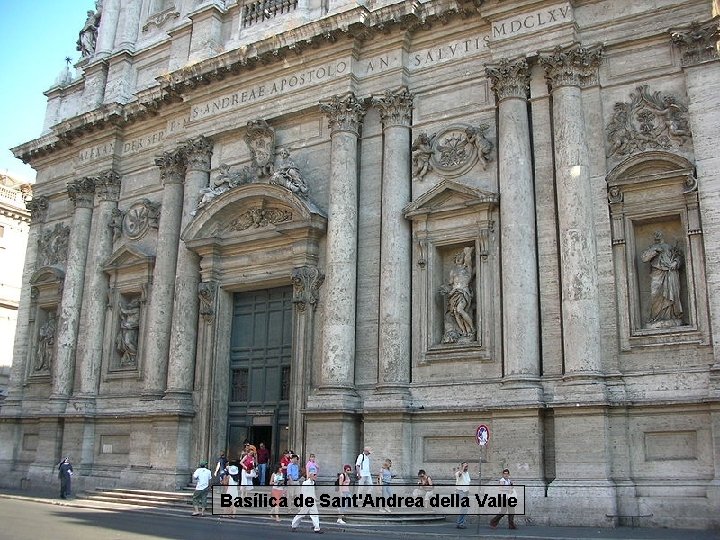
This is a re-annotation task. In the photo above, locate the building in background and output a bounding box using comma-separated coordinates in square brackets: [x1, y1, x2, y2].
[1, 0, 719, 530]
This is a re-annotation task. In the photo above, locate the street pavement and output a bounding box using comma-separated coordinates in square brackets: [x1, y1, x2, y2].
[0, 488, 718, 540]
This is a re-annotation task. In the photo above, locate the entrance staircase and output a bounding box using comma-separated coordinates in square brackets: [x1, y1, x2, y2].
[78, 488, 193, 512]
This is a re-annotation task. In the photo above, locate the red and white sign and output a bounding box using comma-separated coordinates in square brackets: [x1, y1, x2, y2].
[476, 424, 489, 446]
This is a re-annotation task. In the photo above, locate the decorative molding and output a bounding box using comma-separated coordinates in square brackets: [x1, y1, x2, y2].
[183, 136, 213, 172]
[372, 87, 413, 128]
[67, 176, 97, 208]
[539, 43, 604, 89]
[198, 281, 218, 324]
[291, 266, 325, 312]
[319, 93, 366, 136]
[606, 85, 691, 157]
[94, 170, 121, 202]
[142, 7, 180, 32]
[26, 195, 49, 224]
[154, 147, 187, 185]
[607, 185, 623, 204]
[485, 58, 530, 101]
[670, 17, 720, 67]
[412, 123, 494, 181]
[269, 147, 309, 197]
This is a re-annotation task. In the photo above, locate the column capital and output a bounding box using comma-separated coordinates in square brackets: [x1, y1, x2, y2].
[154, 147, 187, 185]
[94, 170, 121, 202]
[539, 43, 604, 90]
[670, 17, 720, 67]
[26, 195, 49, 223]
[372, 87, 413, 128]
[485, 57, 530, 101]
[292, 265, 325, 312]
[183, 135, 213, 173]
[319, 92, 366, 136]
[67, 177, 97, 209]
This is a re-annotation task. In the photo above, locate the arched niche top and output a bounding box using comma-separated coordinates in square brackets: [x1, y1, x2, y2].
[30, 265, 66, 286]
[607, 151, 695, 185]
[183, 183, 327, 245]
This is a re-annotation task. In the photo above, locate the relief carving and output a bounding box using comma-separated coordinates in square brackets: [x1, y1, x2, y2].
[227, 207, 292, 231]
[270, 147, 308, 197]
[539, 43, 603, 89]
[412, 124, 493, 180]
[122, 199, 161, 240]
[640, 231, 684, 329]
[26, 195, 49, 224]
[440, 247, 476, 344]
[37, 223, 71, 268]
[245, 119, 276, 178]
[198, 282, 218, 324]
[607, 86, 691, 157]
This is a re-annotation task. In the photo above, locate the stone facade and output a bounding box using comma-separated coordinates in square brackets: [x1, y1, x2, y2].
[3, 0, 720, 530]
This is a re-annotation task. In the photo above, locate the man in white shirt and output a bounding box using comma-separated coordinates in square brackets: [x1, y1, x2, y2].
[192, 461, 213, 516]
[355, 447, 373, 496]
[454, 462, 471, 529]
[291, 471, 323, 533]
[489, 468, 516, 529]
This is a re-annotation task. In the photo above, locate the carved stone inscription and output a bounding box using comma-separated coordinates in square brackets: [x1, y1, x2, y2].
[491, 3, 573, 41]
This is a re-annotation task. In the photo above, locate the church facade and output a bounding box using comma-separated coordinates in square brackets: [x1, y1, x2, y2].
[2, 0, 719, 529]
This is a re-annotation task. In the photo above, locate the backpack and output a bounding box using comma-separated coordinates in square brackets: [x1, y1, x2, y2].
[334, 472, 344, 492]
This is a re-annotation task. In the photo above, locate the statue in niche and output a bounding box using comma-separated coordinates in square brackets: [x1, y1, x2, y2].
[640, 231, 684, 328]
[440, 247, 476, 344]
[35, 312, 57, 372]
[270, 147, 308, 196]
[411, 133, 435, 182]
[76, 5, 102, 57]
[116, 297, 141, 367]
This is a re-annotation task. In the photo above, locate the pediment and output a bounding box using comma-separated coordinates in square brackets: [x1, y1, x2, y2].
[183, 183, 327, 244]
[404, 180, 498, 220]
[607, 151, 695, 185]
[30, 265, 65, 286]
[103, 244, 155, 273]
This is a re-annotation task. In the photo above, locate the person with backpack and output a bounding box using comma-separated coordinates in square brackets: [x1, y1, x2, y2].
[335, 464, 353, 525]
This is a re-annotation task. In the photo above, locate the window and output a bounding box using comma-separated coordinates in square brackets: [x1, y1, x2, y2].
[231, 368, 249, 402]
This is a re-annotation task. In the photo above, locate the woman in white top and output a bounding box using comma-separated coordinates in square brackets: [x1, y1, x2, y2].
[224, 465, 239, 518]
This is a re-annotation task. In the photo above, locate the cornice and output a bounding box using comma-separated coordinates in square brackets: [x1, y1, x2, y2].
[14, 0, 485, 165]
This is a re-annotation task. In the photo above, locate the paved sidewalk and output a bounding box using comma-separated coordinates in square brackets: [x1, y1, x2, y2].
[1, 488, 718, 540]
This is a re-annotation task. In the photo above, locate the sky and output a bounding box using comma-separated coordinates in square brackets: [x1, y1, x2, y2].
[0, 1, 92, 184]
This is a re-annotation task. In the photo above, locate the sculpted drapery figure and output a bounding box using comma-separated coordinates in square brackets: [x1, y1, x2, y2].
[270, 147, 308, 196]
[35, 312, 57, 372]
[440, 247, 476, 343]
[411, 133, 434, 182]
[116, 297, 141, 366]
[77, 6, 102, 57]
[640, 231, 684, 328]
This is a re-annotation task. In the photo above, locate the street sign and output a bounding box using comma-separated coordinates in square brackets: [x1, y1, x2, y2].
[476, 424, 489, 446]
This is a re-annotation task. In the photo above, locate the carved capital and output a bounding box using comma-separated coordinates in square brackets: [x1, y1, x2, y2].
[26, 195, 49, 224]
[292, 266, 325, 312]
[154, 148, 187, 185]
[372, 87, 413, 128]
[539, 43, 603, 89]
[198, 281, 218, 324]
[485, 58, 530, 101]
[94, 170, 121, 202]
[67, 177, 96, 208]
[183, 136, 213, 172]
[319, 93, 366, 136]
[671, 17, 720, 66]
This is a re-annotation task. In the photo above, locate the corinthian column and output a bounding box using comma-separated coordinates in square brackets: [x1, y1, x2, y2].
[166, 136, 213, 401]
[52, 178, 96, 402]
[317, 93, 366, 392]
[143, 147, 186, 399]
[539, 44, 604, 380]
[77, 171, 121, 397]
[95, 0, 120, 59]
[371, 87, 413, 393]
[485, 58, 541, 385]
[5, 197, 49, 406]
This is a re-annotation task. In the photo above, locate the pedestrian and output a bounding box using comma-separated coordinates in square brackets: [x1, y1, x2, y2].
[213, 451, 228, 483]
[224, 464, 240, 518]
[191, 460, 213, 516]
[413, 469, 434, 505]
[290, 471, 324, 534]
[355, 446, 373, 495]
[336, 464, 353, 525]
[454, 462, 471, 528]
[378, 458, 395, 513]
[489, 468, 517, 529]
[280, 449, 292, 485]
[240, 448, 257, 496]
[305, 453, 319, 477]
[57, 457, 73, 499]
[286, 453, 301, 499]
[270, 464, 286, 522]
[256, 442, 270, 485]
